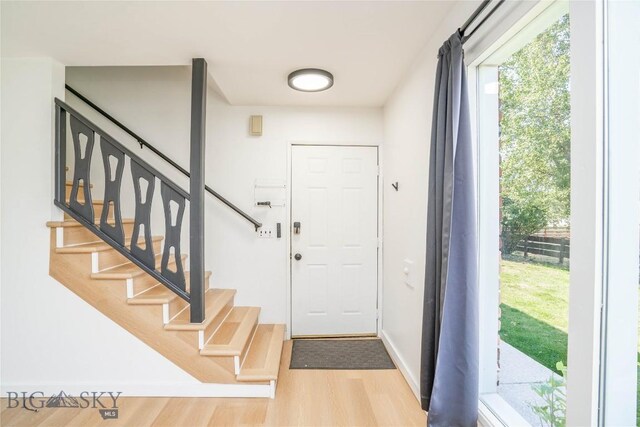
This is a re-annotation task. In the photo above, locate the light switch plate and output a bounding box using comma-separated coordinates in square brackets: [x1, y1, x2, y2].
[258, 226, 274, 238]
[403, 259, 415, 289]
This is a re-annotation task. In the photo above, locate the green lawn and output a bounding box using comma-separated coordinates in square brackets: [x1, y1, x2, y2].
[499, 258, 569, 373]
[499, 257, 640, 424]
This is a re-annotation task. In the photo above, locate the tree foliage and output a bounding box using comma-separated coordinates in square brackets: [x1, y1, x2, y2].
[499, 15, 570, 254]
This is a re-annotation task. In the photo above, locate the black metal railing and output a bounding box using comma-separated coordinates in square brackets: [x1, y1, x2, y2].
[55, 98, 194, 304]
[54, 59, 210, 323]
[65, 84, 262, 231]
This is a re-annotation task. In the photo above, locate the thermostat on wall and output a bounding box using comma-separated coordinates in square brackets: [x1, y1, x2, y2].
[249, 115, 262, 136]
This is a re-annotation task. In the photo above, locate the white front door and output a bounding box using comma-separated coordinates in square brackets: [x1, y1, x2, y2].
[291, 145, 378, 336]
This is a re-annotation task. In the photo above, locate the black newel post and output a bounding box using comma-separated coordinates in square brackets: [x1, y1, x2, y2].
[190, 58, 207, 323]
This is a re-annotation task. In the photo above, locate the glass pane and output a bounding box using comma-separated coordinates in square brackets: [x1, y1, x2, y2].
[495, 14, 570, 425]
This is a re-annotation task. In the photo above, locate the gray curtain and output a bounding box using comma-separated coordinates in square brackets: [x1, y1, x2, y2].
[420, 31, 479, 427]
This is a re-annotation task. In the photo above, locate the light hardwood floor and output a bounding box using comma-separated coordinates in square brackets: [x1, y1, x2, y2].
[1, 341, 426, 426]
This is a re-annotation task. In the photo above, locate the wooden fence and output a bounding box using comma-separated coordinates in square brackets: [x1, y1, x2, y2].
[516, 234, 570, 264]
[536, 226, 570, 239]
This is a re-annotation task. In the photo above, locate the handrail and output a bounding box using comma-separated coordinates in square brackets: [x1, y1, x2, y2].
[65, 84, 262, 230]
[55, 98, 190, 200]
[54, 100, 191, 303]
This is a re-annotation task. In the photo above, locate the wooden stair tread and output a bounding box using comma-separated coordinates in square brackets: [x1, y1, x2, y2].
[127, 284, 177, 304]
[65, 180, 93, 188]
[61, 199, 106, 206]
[62, 200, 106, 216]
[46, 218, 135, 228]
[56, 235, 163, 253]
[237, 324, 285, 382]
[165, 288, 236, 331]
[91, 254, 163, 278]
[200, 307, 260, 356]
[91, 254, 187, 279]
[128, 271, 212, 305]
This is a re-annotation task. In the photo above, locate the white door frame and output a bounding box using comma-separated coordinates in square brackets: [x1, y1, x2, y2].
[285, 142, 383, 340]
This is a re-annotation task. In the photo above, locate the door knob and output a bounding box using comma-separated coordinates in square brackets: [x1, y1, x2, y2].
[294, 253, 302, 261]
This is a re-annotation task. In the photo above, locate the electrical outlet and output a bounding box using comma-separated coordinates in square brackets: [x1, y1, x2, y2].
[403, 259, 415, 289]
[257, 226, 275, 238]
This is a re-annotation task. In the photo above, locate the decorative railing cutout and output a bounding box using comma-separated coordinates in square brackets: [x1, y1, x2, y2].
[54, 98, 192, 308]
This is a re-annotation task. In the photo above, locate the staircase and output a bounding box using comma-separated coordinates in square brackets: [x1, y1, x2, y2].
[48, 184, 285, 397]
[46, 60, 285, 398]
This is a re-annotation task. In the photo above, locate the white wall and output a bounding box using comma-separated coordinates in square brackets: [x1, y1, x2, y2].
[380, 1, 480, 398]
[66, 66, 383, 324]
[1, 58, 199, 393]
[1, 61, 382, 393]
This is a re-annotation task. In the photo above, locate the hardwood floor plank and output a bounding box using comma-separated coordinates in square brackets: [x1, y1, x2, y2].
[209, 399, 268, 426]
[150, 398, 212, 427]
[106, 397, 170, 427]
[1, 341, 426, 427]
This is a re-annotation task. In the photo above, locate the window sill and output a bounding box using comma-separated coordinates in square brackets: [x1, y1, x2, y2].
[479, 394, 531, 427]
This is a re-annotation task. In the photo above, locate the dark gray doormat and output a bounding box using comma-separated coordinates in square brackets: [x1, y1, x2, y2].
[290, 339, 396, 370]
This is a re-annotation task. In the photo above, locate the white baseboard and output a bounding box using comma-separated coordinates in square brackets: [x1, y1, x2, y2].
[380, 329, 420, 401]
[1, 382, 273, 398]
[380, 332, 517, 427]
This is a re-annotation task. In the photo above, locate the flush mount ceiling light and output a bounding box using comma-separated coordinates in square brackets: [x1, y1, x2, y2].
[287, 68, 334, 92]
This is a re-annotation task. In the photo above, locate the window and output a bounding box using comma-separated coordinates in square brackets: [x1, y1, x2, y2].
[472, 1, 639, 425]
[465, 1, 616, 425]
[497, 14, 570, 424]
[474, 6, 571, 424]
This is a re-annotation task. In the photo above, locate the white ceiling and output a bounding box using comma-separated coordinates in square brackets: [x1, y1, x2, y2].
[1, 1, 456, 107]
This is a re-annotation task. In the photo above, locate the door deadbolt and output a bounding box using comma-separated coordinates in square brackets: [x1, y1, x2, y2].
[294, 253, 302, 261]
[293, 222, 301, 234]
